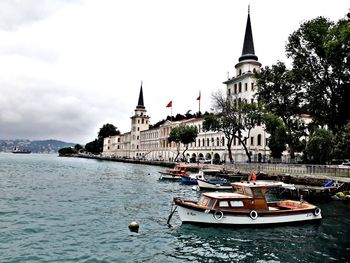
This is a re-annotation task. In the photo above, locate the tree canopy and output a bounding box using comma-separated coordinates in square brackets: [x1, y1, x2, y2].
[85, 123, 120, 154]
[168, 124, 198, 161]
[305, 128, 333, 164]
[255, 61, 307, 159]
[286, 15, 350, 133]
[203, 90, 263, 163]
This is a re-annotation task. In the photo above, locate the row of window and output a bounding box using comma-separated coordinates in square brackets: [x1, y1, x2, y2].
[228, 82, 255, 96]
[108, 133, 266, 150]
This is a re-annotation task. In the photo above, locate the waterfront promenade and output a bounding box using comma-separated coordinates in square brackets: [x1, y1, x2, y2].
[74, 153, 350, 183]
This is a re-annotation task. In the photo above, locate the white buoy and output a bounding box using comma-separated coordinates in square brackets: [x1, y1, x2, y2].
[128, 221, 139, 233]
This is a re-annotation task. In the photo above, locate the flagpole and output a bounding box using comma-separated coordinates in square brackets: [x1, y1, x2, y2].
[198, 91, 201, 115]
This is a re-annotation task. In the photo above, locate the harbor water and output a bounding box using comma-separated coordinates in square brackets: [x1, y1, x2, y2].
[0, 153, 349, 262]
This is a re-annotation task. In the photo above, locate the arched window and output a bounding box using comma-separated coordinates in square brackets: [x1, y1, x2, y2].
[257, 134, 262, 146]
[207, 138, 210, 147]
[198, 139, 201, 147]
[216, 137, 220, 146]
[222, 137, 225, 146]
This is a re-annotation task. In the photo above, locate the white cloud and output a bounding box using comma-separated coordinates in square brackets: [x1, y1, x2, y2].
[0, 0, 348, 143]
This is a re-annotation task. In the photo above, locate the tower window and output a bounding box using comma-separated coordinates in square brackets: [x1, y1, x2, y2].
[239, 82, 242, 93]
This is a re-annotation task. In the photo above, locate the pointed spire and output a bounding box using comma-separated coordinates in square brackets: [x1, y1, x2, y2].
[136, 81, 145, 109]
[239, 6, 258, 62]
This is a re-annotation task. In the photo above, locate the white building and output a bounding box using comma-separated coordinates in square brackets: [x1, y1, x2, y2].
[223, 9, 269, 162]
[103, 10, 270, 163]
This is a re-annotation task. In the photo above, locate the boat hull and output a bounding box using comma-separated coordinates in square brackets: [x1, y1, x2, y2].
[158, 173, 182, 181]
[181, 176, 198, 185]
[176, 205, 322, 226]
[197, 179, 232, 190]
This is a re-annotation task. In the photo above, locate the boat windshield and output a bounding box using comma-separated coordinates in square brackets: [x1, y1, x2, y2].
[198, 196, 210, 206]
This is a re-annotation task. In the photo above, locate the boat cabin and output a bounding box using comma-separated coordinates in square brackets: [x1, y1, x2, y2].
[196, 182, 273, 212]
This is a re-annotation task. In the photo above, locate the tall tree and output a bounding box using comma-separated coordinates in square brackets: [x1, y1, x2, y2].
[86, 123, 120, 154]
[263, 113, 287, 159]
[203, 90, 262, 163]
[306, 128, 333, 164]
[255, 62, 307, 159]
[168, 124, 198, 161]
[333, 121, 350, 160]
[286, 15, 350, 133]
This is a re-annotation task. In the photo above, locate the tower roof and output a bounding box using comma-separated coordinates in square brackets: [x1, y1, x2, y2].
[136, 81, 145, 109]
[239, 7, 258, 62]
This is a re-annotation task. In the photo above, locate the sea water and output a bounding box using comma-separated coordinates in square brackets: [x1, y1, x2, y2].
[0, 153, 349, 262]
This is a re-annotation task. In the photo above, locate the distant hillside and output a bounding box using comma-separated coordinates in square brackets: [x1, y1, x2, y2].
[0, 139, 77, 153]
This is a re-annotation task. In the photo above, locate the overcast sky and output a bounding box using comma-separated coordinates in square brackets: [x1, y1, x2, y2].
[0, 0, 348, 144]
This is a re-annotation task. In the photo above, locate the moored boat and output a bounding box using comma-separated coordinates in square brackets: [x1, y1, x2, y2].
[12, 147, 31, 154]
[159, 164, 188, 181]
[172, 182, 322, 226]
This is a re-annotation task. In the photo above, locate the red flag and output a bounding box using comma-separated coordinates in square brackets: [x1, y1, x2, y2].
[196, 91, 201, 100]
[166, 100, 172, 108]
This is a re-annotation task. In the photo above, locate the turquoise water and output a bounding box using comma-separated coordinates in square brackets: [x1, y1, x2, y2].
[0, 153, 349, 262]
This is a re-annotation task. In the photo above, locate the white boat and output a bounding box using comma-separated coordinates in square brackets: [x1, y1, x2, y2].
[172, 182, 322, 226]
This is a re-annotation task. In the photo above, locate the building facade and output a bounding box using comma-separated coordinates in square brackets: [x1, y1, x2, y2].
[103, 10, 270, 163]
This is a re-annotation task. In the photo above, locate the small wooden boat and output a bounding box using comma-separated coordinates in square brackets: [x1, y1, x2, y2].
[158, 164, 188, 181]
[172, 182, 322, 226]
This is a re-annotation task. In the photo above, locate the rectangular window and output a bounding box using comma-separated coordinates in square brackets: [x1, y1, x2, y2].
[230, 201, 244, 207]
[219, 201, 229, 207]
[245, 83, 248, 91]
[251, 82, 254, 91]
[250, 137, 254, 146]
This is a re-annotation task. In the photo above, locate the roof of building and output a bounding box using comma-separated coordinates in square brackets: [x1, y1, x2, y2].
[136, 82, 145, 109]
[239, 7, 258, 62]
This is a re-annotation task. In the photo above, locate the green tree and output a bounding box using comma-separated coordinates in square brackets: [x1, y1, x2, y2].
[74, 144, 84, 152]
[286, 15, 350, 133]
[306, 128, 333, 164]
[168, 124, 198, 161]
[255, 61, 307, 159]
[203, 90, 262, 163]
[333, 121, 350, 160]
[58, 147, 76, 156]
[86, 123, 120, 154]
[263, 113, 287, 159]
[168, 126, 181, 161]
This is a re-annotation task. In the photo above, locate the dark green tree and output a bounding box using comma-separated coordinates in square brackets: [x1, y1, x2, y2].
[255, 61, 307, 159]
[286, 15, 350, 133]
[306, 128, 333, 164]
[86, 123, 120, 154]
[203, 90, 263, 163]
[74, 144, 84, 152]
[263, 113, 287, 159]
[58, 147, 76, 156]
[333, 121, 350, 160]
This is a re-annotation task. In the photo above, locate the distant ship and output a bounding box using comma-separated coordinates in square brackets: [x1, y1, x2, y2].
[12, 147, 31, 154]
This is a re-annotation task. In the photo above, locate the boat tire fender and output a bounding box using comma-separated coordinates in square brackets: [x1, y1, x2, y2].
[314, 207, 321, 216]
[213, 210, 224, 220]
[250, 210, 258, 220]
